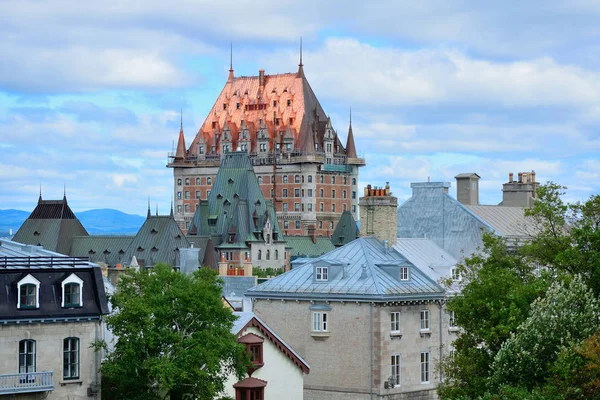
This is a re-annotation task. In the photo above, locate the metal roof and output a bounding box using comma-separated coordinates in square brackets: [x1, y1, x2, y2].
[0, 239, 96, 268]
[330, 211, 360, 247]
[393, 238, 457, 282]
[286, 236, 334, 258]
[247, 237, 445, 302]
[70, 235, 133, 266]
[465, 205, 534, 237]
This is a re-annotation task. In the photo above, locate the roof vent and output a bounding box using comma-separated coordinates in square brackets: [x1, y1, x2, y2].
[361, 263, 367, 279]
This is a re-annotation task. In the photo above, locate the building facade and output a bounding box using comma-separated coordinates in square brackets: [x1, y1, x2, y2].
[0, 239, 109, 399]
[167, 60, 365, 237]
[247, 237, 455, 400]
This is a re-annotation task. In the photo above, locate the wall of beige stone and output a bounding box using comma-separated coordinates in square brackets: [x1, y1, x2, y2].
[359, 196, 398, 246]
[0, 321, 101, 400]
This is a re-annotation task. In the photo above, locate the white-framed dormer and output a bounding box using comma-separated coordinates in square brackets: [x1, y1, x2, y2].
[17, 274, 40, 309]
[61, 273, 84, 308]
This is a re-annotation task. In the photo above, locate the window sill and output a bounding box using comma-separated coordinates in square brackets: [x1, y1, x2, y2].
[390, 333, 402, 340]
[420, 330, 431, 337]
[60, 379, 82, 386]
[448, 327, 460, 333]
[311, 331, 330, 339]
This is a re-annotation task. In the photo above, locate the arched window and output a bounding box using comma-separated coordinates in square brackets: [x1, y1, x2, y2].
[275, 250, 279, 260]
[257, 250, 262, 260]
[332, 176, 336, 184]
[63, 337, 80, 379]
[207, 177, 212, 185]
[283, 176, 288, 184]
[352, 178, 356, 185]
[295, 175, 300, 183]
[18, 274, 40, 309]
[258, 176, 263, 184]
[177, 178, 182, 186]
[195, 177, 200, 185]
[308, 175, 312, 183]
[19, 339, 36, 377]
[266, 250, 270, 260]
[185, 178, 190, 185]
[184, 204, 190, 212]
[62, 273, 83, 308]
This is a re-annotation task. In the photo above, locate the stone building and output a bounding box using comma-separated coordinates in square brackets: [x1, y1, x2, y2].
[167, 56, 365, 237]
[359, 183, 397, 247]
[0, 239, 109, 399]
[247, 236, 456, 400]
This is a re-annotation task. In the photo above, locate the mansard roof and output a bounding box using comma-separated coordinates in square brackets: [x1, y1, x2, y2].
[247, 237, 444, 302]
[12, 195, 88, 254]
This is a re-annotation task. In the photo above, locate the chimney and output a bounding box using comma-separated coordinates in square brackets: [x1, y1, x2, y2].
[307, 225, 316, 244]
[258, 69, 265, 88]
[454, 173, 480, 206]
[359, 183, 398, 247]
[500, 170, 540, 207]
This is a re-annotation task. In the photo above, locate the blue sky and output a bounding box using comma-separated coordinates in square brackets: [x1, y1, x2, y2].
[1, 0, 599, 215]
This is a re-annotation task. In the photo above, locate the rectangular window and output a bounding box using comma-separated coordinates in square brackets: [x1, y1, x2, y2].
[282, 189, 288, 198]
[420, 310, 430, 331]
[312, 312, 328, 332]
[185, 191, 190, 199]
[283, 221, 289, 229]
[177, 191, 182, 199]
[352, 191, 356, 199]
[320, 189, 324, 198]
[352, 205, 356, 213]
[316, 266, 328, 281]
[20, 284, 37, 308]
[318, 220, 323, 229]
[391, 312, 400, 333]
[294, 203, 300, 211]
[195, 191, 200, 199]
[319, 203, 324, 212]
[295, 189, 300, 197]
[449, 311, 457, 329]
[19, 340, 36, 377]
[282, 203, 288, 212]
[64, 283, 80, 307]
[63, 338, 80, 379]
[400, 267, 409, 280]
[343, 190, 347, 199]
[308, 189, 313, 197]
[421, 352, 430, 383]
[308, 203, 313, 211]
[331, 204, 335, 212]
[332, 190, 336, 198]
[391, 354, 401, 387]
[451, 267, 460, 281]
[295, 220, 300, 229]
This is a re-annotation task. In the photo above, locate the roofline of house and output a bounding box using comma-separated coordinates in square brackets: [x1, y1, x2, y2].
[245, 292, 445, 303]
[0, 315, 103, 325]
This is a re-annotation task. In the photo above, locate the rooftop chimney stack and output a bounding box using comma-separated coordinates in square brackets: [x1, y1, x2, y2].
[258, 69, 265, 88]
[454, 173, 480, 206]
[500, 170, 540, 207]
[359, 183, 398, 247]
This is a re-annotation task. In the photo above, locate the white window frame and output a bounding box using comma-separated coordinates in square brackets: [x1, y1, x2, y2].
[61, 273, 84, 308]
[420, 310, 430, 332]
[420, 352, 430, 383]
[449, 310, 458, 330]
[315, 266, 328, 281]
[451, 267, 460, 281]
[390, 312, 400, 333]
[17, 274, 40, 309]
[399, 267, 409, 281]
[391, 354, 401, 387]
[312, 311, 328, 332]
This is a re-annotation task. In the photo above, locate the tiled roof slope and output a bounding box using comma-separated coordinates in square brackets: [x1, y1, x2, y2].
[286, 236, 335, 259]
[70, 236, 133, 266]
[123, 216, 190, 268]
[12, 196, 88, 254]
[330, 211, 360, 247]
[188, 152, 285, 248]
[247, 237, 444, 302]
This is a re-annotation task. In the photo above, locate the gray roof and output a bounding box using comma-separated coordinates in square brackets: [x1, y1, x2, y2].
[394, 238, 457, 282]
[286, 236, 335, 259]
[455, 173, 480, 179]
[247, 237, 445, 302]
[70, 235, 132, 266]
[465, 205, 533, 238]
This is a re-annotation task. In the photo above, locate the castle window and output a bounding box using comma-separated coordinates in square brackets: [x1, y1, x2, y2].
[332, 176, 336, 184]
[236, 103, 240, 109]
[18, 275, 40, 309]
[62, 273, 83, 307]
[266, 250, 270, 260]
[320, 175, 324, 183]
[352, 178, 356, 185]
[295, 175, 300, 183]
[275, 250, 279, 260]
[258, 176, 262, 184]
[199, 146, 204, 154]
[207, 177, 212, 185]
[287, 99, 291, 106]
[177, 205, 182, 213]
[177, 179, 182, 186]
[283, 176, 288, 184]
[223, 103, 227, 110]
[257, 250, 262, 260]
[196, 177, 200, 185]
[184, 204, 190, 213]
[196, 191, 200, 199]
[343, 190, 347, 199]
[185, 178, 190, 186]
[295, 220, 300, 229]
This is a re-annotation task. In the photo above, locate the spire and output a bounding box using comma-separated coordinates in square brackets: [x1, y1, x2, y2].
[147, 197, 151, 219]
[38, 184, 42, 204]
[170, 198, 174, 218]
[175, 111, 187, 160]
[63, 184, 67, 200]
[156, 204, 158, 217]
[296, 37, 305, 78]
[228, 42, 234, 82]
[346, 107, 357, 158]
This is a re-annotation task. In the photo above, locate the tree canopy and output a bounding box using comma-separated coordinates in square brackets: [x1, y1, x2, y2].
[102, 264, 246, 400]
[439, 183, 600, 400]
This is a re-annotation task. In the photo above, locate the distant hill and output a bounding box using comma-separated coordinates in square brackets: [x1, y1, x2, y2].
[0, 208, 146, 237]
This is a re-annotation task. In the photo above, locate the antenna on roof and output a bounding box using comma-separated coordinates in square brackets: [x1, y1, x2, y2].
[63, 183, 66, 199]
[156, 203, 158, 216]
[349, 106, 352, 125]
[180, 108, 183, 131]
[296, 37, 305, 78]
[170, 197, 174, 218]
[299, 37, 303, 67]
[147, 196, 151, 219]
[228, 42, 234, 81]
[39, 183, 42, 203]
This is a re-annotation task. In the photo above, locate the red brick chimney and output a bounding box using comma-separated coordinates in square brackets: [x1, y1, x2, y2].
[259, 69, 265, 88]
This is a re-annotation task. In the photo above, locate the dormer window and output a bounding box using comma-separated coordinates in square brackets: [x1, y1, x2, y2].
[400, 267, 409, 281]
[62, 273, 83, 308]
[451, 267, 461, 281]
[315, 266, 328, 281]
[151, 228, 158, 234]
[18, 275, 40, 309]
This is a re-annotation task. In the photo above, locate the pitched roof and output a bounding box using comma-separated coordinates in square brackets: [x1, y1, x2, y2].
[247, 237, 445, 302]
[454, 173, 480, 179]
[12, 196, 88, 254]
[70, 236, 133, 266]
[232, 312, 310, 374]
[330, 211, 360, 247]
[465, 205, 533, 238]
[394, 238, 457, 282]
[188, 152, 284, 248]
[286, 236, 335, 259]
[345, 121, 357, 158]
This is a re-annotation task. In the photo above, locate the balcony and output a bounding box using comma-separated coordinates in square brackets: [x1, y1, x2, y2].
[0, 371, 55, 395]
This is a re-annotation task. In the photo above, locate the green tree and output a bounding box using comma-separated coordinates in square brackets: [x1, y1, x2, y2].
[438, 234, 550, 399]
[102, 264, 246, 400]
[491, 276, 600, 395]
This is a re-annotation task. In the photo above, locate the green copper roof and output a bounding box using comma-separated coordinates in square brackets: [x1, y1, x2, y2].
[286, 236, 335, 258]
[330, 211, 360, 247]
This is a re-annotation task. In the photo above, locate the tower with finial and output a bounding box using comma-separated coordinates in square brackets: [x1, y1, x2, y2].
[167, 41, 365, 236]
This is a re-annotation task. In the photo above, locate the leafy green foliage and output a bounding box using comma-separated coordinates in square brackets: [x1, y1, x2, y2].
[252, 267, 284, 278]
[101, 264, 246, 400]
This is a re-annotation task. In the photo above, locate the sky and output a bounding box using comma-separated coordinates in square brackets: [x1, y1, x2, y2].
[1, 0, 599, 216]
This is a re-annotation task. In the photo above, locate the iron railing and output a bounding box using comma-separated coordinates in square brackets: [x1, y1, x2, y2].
[0, 371, 54, 394]
[0, 256, 90, 269]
